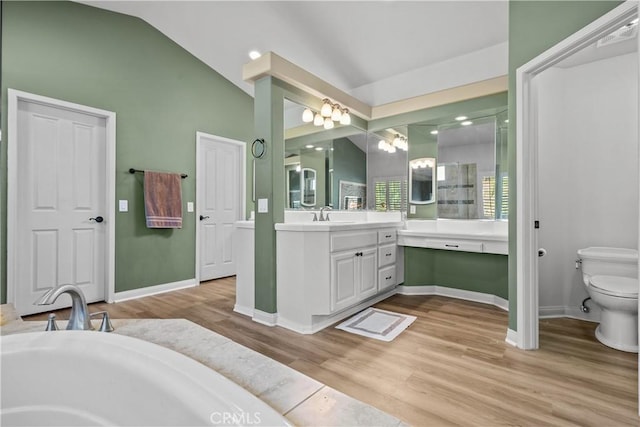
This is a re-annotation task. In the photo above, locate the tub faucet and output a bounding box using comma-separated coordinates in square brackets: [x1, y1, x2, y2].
[34, 284, 93, 331]
[319, 206, 332, 221]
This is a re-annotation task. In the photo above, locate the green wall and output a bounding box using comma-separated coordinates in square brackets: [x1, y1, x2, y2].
[405, 248, 508, 299]
[0, 1, 254, 301]
[507, 0, 623, 330]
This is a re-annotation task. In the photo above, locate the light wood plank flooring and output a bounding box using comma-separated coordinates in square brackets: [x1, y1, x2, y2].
[26, 278, 639, 426]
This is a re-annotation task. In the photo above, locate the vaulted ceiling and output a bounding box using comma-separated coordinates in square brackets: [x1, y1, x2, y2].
[80, 1, 509, 106]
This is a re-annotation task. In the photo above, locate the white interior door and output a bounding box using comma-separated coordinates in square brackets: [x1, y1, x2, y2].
[14, 100, 107, 315]
[197, 133, 245, 281]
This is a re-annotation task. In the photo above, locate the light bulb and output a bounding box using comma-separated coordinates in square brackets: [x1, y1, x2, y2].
[393, 135, 401, 147]
[302, 108, 314, 123]
[323, 117, 334, 129]
[313, 113, 324, 126]
[378, 140, 386, 150]
[331, 105, 342, 121]
[320, 99, 332, 117]
[340, 109, 351, 125]
[388, 146, 396, 154]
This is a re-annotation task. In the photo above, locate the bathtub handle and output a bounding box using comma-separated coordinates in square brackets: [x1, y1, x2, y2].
[90, 311, 114, 333]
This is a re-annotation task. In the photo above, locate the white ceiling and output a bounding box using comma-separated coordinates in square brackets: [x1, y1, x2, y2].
[80, 1, 509, 106]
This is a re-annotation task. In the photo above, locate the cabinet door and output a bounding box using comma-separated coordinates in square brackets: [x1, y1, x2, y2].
[331, 251, 359, 312]
[359, 247, 378, 299]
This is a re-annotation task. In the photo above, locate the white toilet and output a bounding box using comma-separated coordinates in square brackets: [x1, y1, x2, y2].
[577, 247, 639, 352]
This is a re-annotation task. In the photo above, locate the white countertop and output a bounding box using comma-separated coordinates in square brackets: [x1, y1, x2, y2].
[398, 229, 508, 242]
[1, 318, 405, 427]
[275, 221, 404, 232]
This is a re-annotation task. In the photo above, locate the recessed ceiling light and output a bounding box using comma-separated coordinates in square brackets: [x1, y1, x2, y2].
[315, 147, 323, 151]
[455, 116, 468, 121]
[461, 121, 473, 126]
[430, 130, 438, 135]
[248, 50, 261, 60]
[504, 119, 509, 123]
[305, 145, 314, 149]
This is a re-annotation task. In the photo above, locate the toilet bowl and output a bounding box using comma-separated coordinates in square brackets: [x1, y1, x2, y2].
[577, 247, 638, 353]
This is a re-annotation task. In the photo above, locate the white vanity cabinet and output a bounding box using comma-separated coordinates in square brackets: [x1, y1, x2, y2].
[275, 221, 403, 334]
[330, 235, 378, 312]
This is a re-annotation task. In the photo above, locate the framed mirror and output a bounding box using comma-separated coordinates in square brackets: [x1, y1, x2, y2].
[300, 168, 316, 206]
[409, 158, 435, 204]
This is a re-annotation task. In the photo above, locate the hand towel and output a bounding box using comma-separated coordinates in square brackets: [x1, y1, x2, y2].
[144, 171, 183, 229]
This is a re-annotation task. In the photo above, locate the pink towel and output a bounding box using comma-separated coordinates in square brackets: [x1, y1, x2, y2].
[144, 171, 183, 229]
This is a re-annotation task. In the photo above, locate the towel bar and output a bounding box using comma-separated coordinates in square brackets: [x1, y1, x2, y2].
[129, 168, 187, 179]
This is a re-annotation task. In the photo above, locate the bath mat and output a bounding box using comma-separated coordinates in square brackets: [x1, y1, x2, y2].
[335, 308, 416, 342]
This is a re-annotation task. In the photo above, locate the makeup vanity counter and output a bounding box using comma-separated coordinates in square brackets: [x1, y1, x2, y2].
[398, 219, 508, 255]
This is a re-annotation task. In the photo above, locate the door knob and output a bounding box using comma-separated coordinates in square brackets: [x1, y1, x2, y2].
[199, 215, 210, 221]
[89, 216, 104, 223]
[538, 248, 547, 257]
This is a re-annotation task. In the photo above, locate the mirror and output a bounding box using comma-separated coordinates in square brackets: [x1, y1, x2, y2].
[300, 168, 316, 206]
[367, 129, 408, 211]
[409, 158, 435, 204]
[284, 99, 367, 209]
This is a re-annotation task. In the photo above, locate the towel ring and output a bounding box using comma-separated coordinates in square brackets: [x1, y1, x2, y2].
[251, 138, 266, 158]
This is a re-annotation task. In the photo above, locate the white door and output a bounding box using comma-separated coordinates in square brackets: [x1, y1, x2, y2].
[197, 133, 244, 281]
[14, 100, 107, 315]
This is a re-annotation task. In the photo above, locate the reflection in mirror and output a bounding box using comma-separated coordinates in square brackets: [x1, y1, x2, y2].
[409, 158, 435, 204]
[437, 117, 496, 219]
[284, 99, 367, 209]
[300, 168, 316, 206]
[367, 129, 408, 212]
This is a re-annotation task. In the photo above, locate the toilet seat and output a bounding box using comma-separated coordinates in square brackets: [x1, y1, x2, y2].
[590, 275, 638, 298]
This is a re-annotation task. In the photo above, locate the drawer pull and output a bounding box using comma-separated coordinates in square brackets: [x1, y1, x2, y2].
[445, 244, 459, 248]
[355, 252, 363, 256]
[385, 276, 392, 280]
[385, 234, 392, 238]
[385, 253, 392, 257]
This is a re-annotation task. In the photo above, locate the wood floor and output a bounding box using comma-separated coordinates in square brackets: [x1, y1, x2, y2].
[26, 278, 639, 426]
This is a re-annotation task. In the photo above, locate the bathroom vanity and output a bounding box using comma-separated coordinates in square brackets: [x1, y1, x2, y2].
[275, 220, 403, 333]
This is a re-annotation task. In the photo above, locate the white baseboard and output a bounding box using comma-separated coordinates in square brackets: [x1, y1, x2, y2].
[539, 305, 599, 323]
[505, 328, 518, 347]
[233, 304, 254, 318]
[397, 285, 509, 311]
[112, 279, 198, 303]
[253, 309, 278, 327]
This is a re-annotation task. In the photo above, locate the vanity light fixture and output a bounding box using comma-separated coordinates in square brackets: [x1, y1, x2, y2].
[302, 108, 314, 123]
[302, 98, 351, 128]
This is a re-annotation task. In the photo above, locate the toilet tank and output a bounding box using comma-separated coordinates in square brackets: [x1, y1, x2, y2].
[577, 247, 638, 281]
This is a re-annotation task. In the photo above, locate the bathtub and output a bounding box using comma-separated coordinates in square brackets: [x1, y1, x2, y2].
[1, 331, 291, 426]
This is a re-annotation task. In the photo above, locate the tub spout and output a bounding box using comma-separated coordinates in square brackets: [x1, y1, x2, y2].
[34, 284, 93, 331]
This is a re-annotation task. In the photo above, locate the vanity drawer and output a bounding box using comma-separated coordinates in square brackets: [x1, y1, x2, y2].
[378, 244, 396, 267]
[378, 229, 397, 244]
[423, 239, 483, 253]
[378, 265, 396, 291]
[331, 231, 377, 252]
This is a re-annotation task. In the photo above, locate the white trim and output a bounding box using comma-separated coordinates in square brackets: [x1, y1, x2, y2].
[396, 285, 508, 311]
[233, 304, 254, 318]
[252, 310, 278, 327]
[515, 1, 638, 350]
[505, 329, 518, 347]
[113, 279, 197, 303]
[539, 306, 598, 323]
[6, 89, 117, 307]
[195, 132, 247, 283]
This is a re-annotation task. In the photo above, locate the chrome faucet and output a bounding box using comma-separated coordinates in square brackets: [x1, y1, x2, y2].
[34, 284, 94, 331]
[319, 206, 332, 221]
